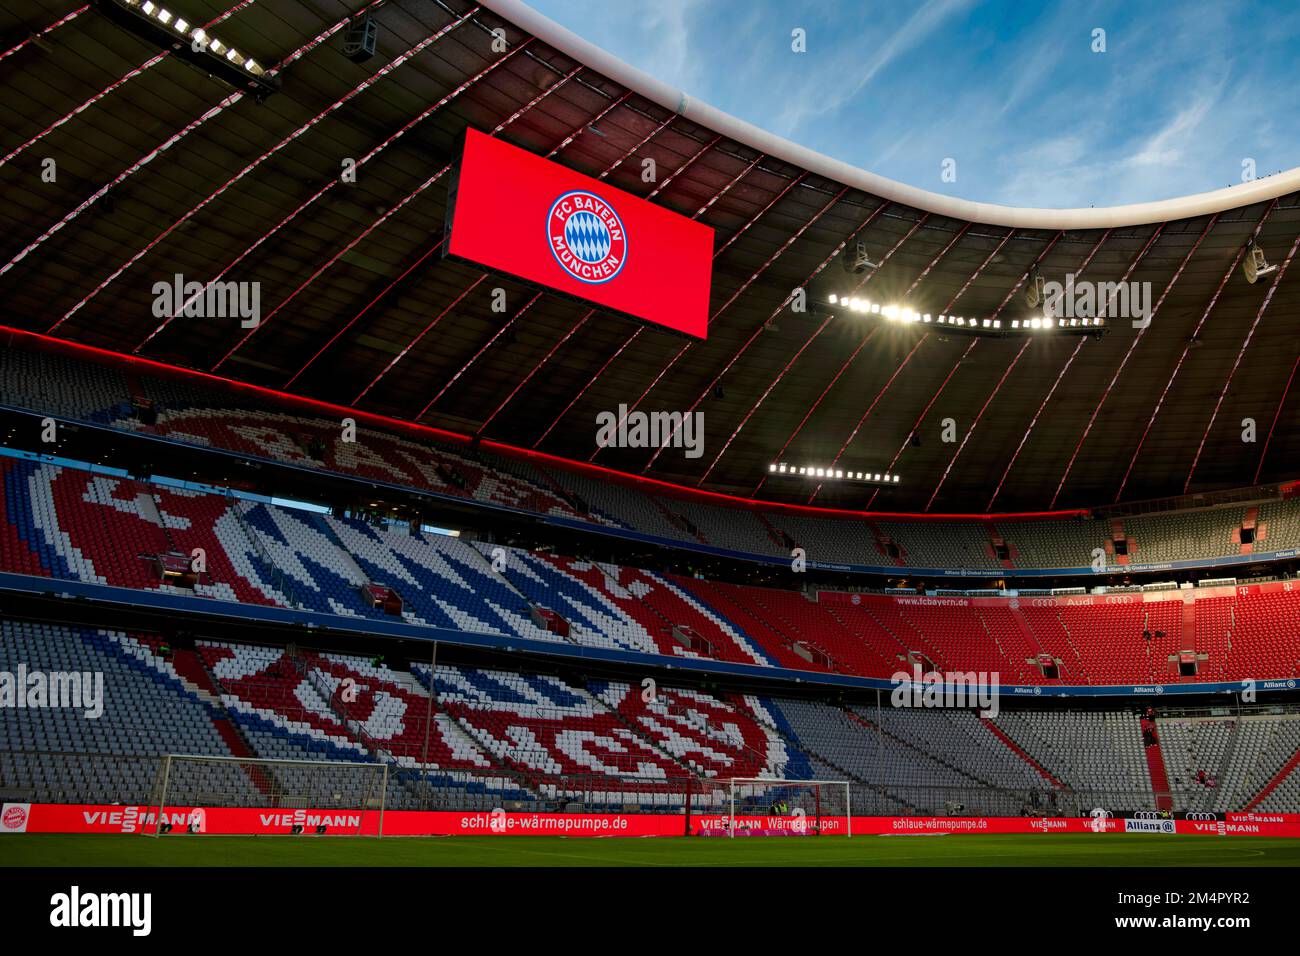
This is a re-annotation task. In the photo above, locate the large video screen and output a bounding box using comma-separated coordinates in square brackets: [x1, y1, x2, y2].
[445, 128, 713, 339]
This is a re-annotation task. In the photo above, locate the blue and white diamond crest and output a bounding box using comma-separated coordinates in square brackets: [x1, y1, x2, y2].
[547, 190, 628, 284]
[564, 210, 612, 263]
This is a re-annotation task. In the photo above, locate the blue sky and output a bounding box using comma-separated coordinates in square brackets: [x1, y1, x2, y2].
[528, 0, 1300, 209]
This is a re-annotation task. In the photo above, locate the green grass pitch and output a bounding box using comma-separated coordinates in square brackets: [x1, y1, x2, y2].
[6, 833, 1300, 866]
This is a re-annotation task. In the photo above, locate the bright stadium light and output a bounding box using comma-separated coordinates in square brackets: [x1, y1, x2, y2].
[768, 462, 899, 485]
[111, 0, 278, 99]
[829, 283, 1105, 339]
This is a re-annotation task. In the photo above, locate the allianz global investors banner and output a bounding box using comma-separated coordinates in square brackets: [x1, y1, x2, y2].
[445, 128, 714, 339]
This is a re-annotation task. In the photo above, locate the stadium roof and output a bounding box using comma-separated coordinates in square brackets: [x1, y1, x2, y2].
[3, 0, 1300, 513]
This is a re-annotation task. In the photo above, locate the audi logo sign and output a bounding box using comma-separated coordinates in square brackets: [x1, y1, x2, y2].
[444, 128, 714, 339]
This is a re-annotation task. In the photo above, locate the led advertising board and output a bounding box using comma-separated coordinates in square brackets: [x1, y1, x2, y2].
[445, 128, 713, 338]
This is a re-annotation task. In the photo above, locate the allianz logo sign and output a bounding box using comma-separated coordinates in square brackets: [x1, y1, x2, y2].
[1124, 817, 1176, 834]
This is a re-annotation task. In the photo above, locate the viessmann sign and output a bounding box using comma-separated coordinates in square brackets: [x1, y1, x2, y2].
[445, 128, 713, 339]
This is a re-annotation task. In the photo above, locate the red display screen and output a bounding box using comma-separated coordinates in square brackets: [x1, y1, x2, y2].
[445, 128, 713, 339]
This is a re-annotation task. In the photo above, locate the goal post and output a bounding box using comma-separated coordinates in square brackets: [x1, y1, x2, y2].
[727, 778, 852, 837]
[150, 754, 388, 837]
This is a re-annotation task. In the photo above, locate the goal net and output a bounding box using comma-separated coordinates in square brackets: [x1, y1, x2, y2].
[150, 754, 388, 837]
[727, 778, 851, 837]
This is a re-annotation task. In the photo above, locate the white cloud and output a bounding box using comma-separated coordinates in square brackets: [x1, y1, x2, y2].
[527, 0, 1300, 208]
[771, 0, 974, 135]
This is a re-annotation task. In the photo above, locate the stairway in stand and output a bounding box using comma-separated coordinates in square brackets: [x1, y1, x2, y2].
[1140, 716, 1173, 811]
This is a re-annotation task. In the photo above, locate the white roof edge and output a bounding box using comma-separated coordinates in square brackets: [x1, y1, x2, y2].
[485, 0, 1300, 230]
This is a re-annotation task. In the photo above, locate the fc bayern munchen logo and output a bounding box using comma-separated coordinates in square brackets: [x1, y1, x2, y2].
[547, 190, 627, 284]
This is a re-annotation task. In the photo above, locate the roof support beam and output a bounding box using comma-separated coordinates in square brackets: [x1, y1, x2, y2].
[925, 337, 1033, 511]
[1, 2, 253, 171]
[923, 226, 1134, 511]
[1040, 224, 1170, 506]
[695, 312, 835, 486]
[1255, 351, 1300, 485]
[418, 291, 546, 416]
[637, 187, 857, 474]
[1185, 217, 1300, 493]
[135, 34, 539, 358]
[750, 325, 881, 497]
[1113, 203, 1276, 501]
[847, 226, 1028, 508]
[0, 5, 89, 64]
[212, 41, 551, 372]
[583, 170, 813, 461]
[803, 211, 943, 500]
[36, 0, 402, 328]
[697, 201, 905, 490]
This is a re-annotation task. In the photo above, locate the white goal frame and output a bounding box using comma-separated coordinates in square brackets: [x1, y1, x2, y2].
[727, 778, 852, 838]
[151, 754, 388, 838]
